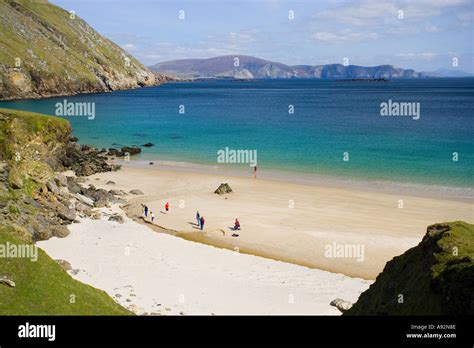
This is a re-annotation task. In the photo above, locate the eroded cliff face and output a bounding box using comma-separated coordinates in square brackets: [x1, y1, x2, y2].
[0, 108, 123, 242]
[0, 0, 159, 100]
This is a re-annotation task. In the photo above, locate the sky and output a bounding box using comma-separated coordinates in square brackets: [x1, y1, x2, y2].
[51, 0, 474, 72]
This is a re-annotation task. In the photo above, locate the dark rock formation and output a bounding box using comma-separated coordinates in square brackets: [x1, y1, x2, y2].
[214, 183, 233, 195]
[0, 109, 129, 243]
[108, 214, 125, 224]
[62, 140, 121, 177]
[121, 146, 141, 155]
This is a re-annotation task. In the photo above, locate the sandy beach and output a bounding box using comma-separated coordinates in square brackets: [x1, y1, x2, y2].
[38, 206, 371, 315]
[81, 161, 473, 280]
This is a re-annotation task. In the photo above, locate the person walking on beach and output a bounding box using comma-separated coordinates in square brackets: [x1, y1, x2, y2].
[165, 202, 169, 212]
[151, 212, 155, 223]
[143, 204, 149, 217]
[200, 216, 205, 230]
[196, 211, 200, 226]
[253, 165, 257, 179]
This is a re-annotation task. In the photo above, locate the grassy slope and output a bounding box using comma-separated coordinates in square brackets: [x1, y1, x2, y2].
[0, 108, 131, 315]
[0, 0, 155, 99]
[0, 0, 141, 73]
[346, 221, 474, 315]
[0, 226, 131, 315]
[0, 107, 70, 155]
[0, 108, 71, 195]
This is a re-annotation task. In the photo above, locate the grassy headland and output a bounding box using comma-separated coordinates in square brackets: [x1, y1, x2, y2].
[346, 221, 474, 315]
[0, 108, 130, 315]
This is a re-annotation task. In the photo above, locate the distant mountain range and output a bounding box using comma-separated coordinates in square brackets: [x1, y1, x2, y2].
[150, 55, 472, 79]
[422, 68, 474, 77]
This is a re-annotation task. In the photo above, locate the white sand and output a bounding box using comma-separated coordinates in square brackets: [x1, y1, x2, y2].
[38, 206, 371, 315]
[84, 164, 473, 279]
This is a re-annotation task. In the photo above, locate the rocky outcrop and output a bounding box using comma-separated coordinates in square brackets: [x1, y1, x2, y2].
[330, 298, 353, 313]
[121, 146, 141, 155]
[214, 183, 233, 195]
[108, 214, 125, 224]
[0, 276, 16, 288]
[62, 141, 121, 177]
[0, 108, 127, 242]
[0, 0, 165, 101]
[345, 222, 474, 315]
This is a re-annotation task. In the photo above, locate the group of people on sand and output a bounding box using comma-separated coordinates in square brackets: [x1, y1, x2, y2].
[142, 203, 241, 234]
[195, 211, 241, 233]
[195, 211, 205, 230]
[142, 204, 155, 223]
[142, 202, 170, 224]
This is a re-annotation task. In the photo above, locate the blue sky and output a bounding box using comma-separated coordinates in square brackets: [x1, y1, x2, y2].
[51, 0, 473, 72]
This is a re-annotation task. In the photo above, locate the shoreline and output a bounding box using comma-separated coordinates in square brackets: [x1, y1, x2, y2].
[83, 160, 473, 280]
[115, 158, 474, 203]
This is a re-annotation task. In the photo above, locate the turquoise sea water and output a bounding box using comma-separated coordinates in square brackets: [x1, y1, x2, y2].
[1, 78, 473, 189]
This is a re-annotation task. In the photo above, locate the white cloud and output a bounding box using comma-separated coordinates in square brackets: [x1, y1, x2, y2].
[424, 25, 443, 32]
[315, 0, 470, 26]
[122, 43, 137, 51]
[312, 30, 379, 43]
[395, 52, 438, 60]
[457, 11, 473, 26]
[307, 0, 470, 44]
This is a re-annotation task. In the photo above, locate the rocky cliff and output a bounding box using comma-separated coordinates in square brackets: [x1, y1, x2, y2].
[346, 222, 474, 315]
[0, 108, 135, 314]
[0, 0, 161, 100]
[0, 108, 124, 241]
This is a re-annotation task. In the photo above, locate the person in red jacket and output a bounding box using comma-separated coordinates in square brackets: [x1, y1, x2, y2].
[234, 218, 241, 230]
[165, 202, 169, 212]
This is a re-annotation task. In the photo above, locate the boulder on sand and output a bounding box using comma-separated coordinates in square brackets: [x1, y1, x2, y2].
[330, 298, 353, 313]
[57, 205, 77, 222]
[74, 193, 94, 207]
[214, 183, 233, 195]
[108, 214, 125, 224]
[129, 189, 144, 195]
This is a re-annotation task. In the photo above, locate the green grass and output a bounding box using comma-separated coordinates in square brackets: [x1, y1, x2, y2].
[0, 226, 132, 315]
[0, 0, 150, 98]
[433, 221, 474, 277]
[0, 108, 71, 195]
[346, 221, 474, 315]
[0, 108, 131, 315]
[0, 108, 70, 160]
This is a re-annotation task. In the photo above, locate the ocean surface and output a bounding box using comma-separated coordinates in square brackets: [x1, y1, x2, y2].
[1, 78, 473, 193]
